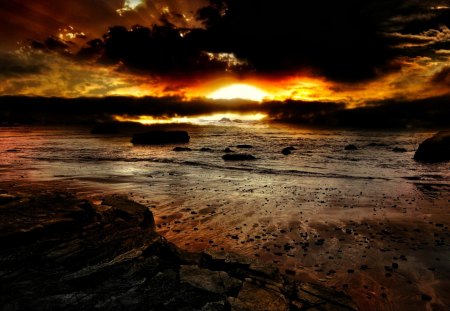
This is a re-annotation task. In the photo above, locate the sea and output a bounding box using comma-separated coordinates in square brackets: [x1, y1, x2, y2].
[1, 122, 449, 311]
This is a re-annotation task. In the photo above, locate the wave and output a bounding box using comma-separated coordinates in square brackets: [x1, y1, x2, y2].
[26, 154, 391, 181]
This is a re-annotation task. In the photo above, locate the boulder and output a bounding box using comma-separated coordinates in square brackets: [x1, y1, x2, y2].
[173, 147, 192, 152]
[223, 147, 234, 153]
[90, 123, 120, 134]
[282, 146, 296, 155]
[131, 131, 190, 145]
[200, 147, 213, 152]
[179, 265, 241, 295]
[101, 195, 154, 230]
[392, 147, 407, 153]
[222, 154, 256, 161]
[227, 281, 288, 311]
[414, 131, 450, 162]
[236, 145, 253, 149]
[344, 144, 358, 151]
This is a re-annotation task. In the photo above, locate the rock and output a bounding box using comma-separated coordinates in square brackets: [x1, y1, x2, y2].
[228, 281, 288, 311]
[223, 147, 234, 153]
[180, 265, 242, 295]
[281, 146, 296, 155]
[173, 147, 192, 152]
[236, 145, 253, 149]
[90, 123, 120, 135]
[0, 193, 18, 205]
[200, 147, 213, 152]
[131, 131, 190, 145]
[201, 301, 226, 311]
[421, 294, 432, 301]
[414, 131, 450, 162]
[344, 144, 358, 151]
[392, 147, 407, 152]
[296, 283, 358, 311]
[101, 195, 154, 230]
[0, 189, 359, 311]
[222, 154, 256, 161]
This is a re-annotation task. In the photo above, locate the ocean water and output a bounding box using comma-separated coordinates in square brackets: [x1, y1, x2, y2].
[1, 123, 449, 310]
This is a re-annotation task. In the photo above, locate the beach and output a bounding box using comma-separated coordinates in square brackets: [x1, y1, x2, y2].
[1, 123, 449, 310]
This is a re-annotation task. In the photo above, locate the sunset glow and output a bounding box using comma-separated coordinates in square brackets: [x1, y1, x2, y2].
[207, 84, 270, 101]
[114, 113, 267, 125]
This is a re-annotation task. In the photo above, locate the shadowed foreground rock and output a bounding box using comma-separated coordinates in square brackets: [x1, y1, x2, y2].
[0, 189, 358, 311]
[131, 130, 190, 145]
[414, 131, 450, 163]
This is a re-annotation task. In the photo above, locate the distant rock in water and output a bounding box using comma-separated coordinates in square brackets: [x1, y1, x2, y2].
[345, 144, 358, 151]
[414, 131, 450, 163]
[200, 147, 212, 152]
[222, 154, 256, 161]
[131, 131, 190, 145]
[237, 145, 253, 149]
[223, 147, 234, 153]
[392, 147, 407, 153]
[173, 147, 192, 152]
[282, 146, 296, 155]
[90, 123, 120, 135]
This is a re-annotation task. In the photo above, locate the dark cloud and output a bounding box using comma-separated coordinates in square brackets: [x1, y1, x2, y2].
[56, 0, 447, 83]
[431, 66, 450, 87]
[0, 53, 47, 77]
[2, 0, 449, 84]
[1, 95, 449, 129]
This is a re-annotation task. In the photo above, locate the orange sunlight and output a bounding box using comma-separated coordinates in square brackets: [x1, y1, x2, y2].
[114, 113, 267, 125]
[207, 84, 270, 101]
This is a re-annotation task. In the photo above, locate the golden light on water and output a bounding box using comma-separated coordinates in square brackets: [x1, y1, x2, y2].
[115, 113, 267, 125]
[207, 84, 270, 101]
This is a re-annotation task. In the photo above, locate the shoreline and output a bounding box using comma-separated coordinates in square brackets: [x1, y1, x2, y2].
[0, 181, 448, 310]
[0, 182, 358, 311]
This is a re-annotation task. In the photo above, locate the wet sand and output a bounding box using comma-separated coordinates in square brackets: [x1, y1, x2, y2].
[2, 177, 449, 311]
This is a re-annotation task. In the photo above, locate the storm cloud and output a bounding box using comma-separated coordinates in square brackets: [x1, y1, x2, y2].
[1, 95, 449, 129]
[54, 0, 449, 83]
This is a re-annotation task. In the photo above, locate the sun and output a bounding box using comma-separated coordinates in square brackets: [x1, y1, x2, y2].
[207, 84, 269, 101]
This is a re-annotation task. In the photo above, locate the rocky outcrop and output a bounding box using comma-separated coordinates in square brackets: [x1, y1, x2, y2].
[282, 146, 296, 155]
[344, 144, 358, 151]
[0, 189, 358, 311]
[222, 154, 257, 161]
[173, 147, 192, 152]
[236, 145, 253, 149]
[392, 147, 407, 153]
[414, 131, 450, 162]
[131, 131, 190, 145]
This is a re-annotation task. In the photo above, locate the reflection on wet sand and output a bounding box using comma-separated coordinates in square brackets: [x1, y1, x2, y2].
[0, 125, 449, 310]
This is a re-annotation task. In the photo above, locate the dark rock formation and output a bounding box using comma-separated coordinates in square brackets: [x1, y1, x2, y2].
[236, 145, 253, 149]
[414, 131, 450, 163]
[223, 147, 234, 153]
[222, 154, 256, 161]
[392, 147, 407, 153]
[344, 144, 358, 151]
[282, 146, 296, 155]
[90, 123, 120, 135]
[173, 147, 192, 152]
[131, 131, 190, 145]
[200, 147, 213, 152]
[0, 189, 358, 311]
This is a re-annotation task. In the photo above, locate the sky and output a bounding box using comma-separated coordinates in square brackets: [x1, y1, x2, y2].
[0, 0, 449, 108]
